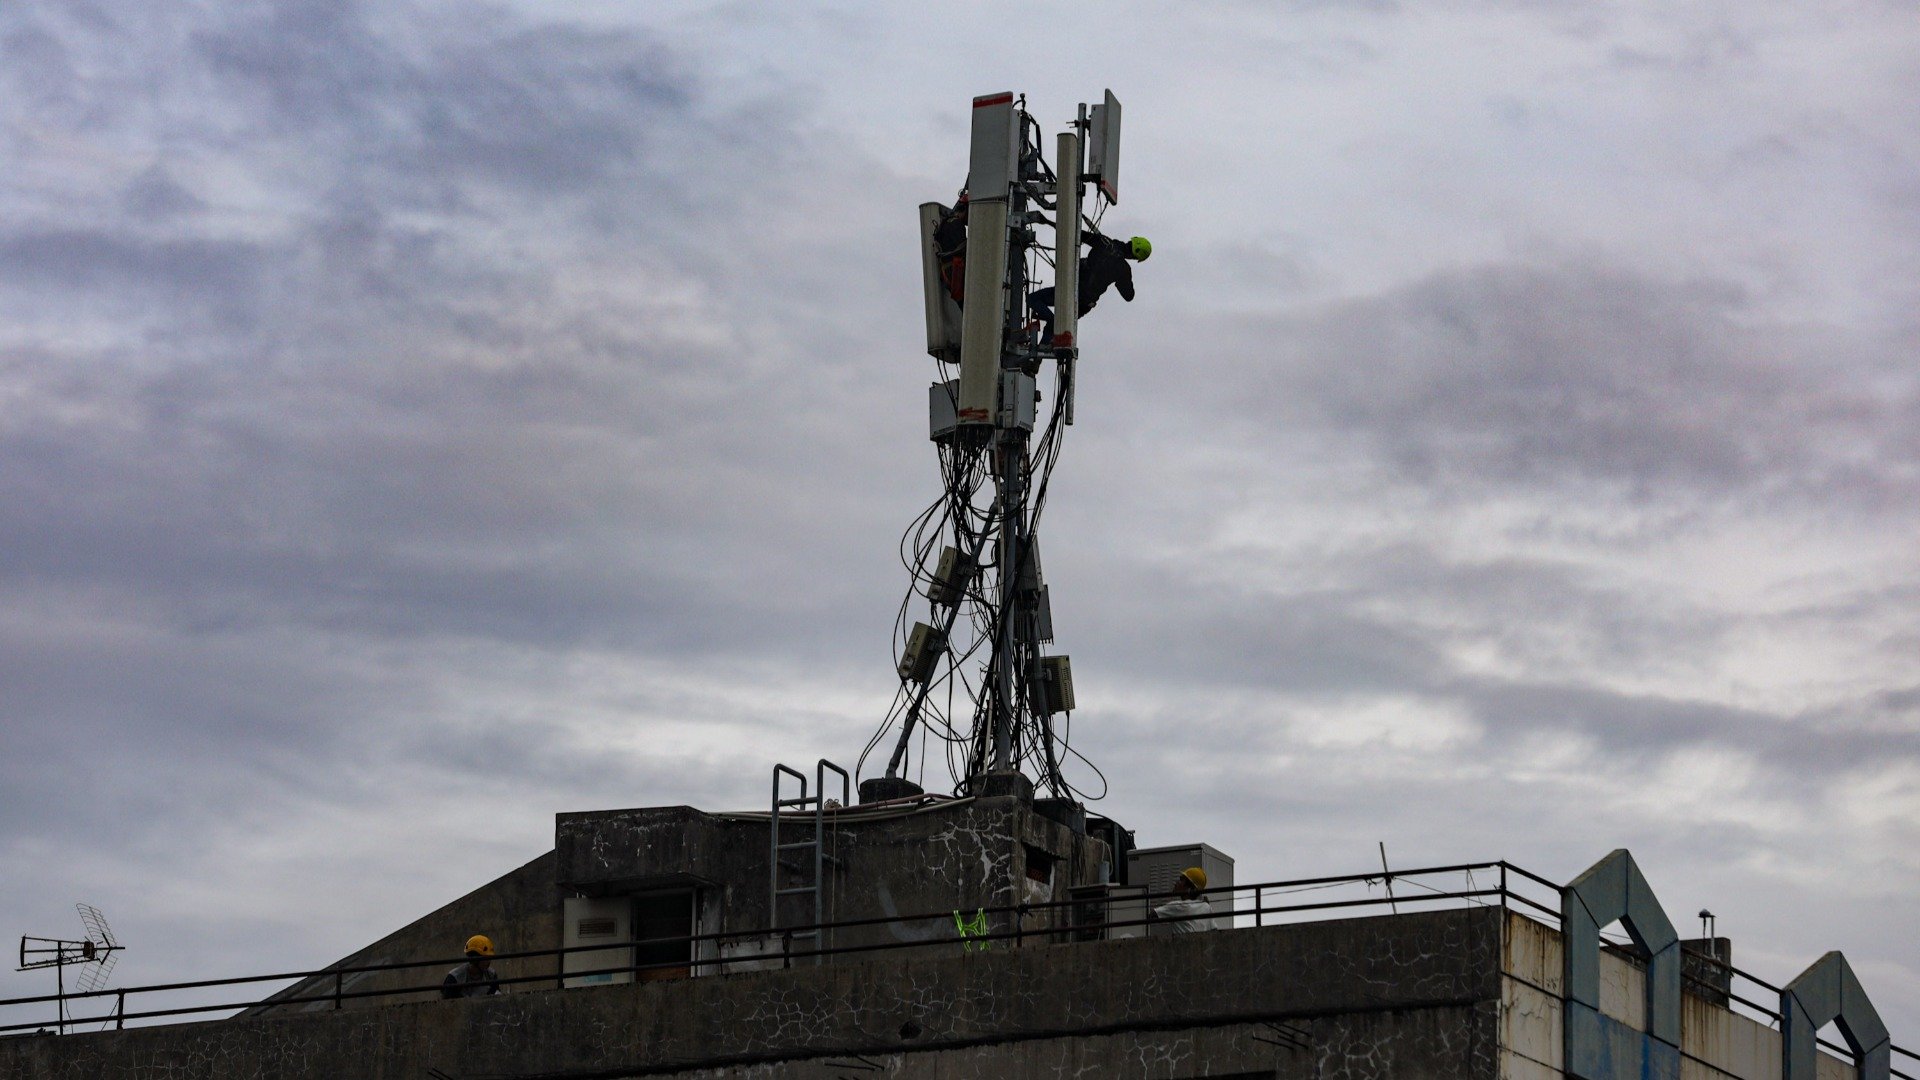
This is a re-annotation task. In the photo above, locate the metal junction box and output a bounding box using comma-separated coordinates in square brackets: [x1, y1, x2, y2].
[929, 380, 960, 442]
[999, 371, 1036, 432]
[898, 622, 946, 684]
[930, 545, 976, 607]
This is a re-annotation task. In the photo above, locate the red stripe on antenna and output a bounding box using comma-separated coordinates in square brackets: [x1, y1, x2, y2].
[974, 93, 1014, 108]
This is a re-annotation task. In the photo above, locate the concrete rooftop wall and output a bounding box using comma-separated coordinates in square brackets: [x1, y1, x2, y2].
[0, 906, 1505, 1080]
[1500, 911, 1856, 1080]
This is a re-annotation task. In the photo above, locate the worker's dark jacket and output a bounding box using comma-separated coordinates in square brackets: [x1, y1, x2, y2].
[1076, 233, 1135, 315]
[441, 964, 501, 999]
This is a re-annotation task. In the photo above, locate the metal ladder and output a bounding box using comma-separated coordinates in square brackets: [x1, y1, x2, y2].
[769, 759, 850, 964]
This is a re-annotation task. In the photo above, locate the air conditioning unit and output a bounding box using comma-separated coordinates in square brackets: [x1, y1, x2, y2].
[562, 896, 632, 987]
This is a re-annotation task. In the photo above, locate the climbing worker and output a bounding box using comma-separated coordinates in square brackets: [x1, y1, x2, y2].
[1150, 867, 1212, 934]
[1027, 231, 1151, 345]
[441, 934, 503, 998]
[934, 190, 969, 305]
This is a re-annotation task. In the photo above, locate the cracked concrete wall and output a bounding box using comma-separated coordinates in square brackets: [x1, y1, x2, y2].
[554, 796, 1109, 960]
[238, 795, 1103, 1023]
[0, 906, 1505, 1080]
[657, 1007, 1500, 1080]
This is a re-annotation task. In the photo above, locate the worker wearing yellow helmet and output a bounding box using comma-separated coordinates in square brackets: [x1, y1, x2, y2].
[1150, 867, 1213, 934]
[1027, 229, 1152, 346]
[440, 933, 503, 998]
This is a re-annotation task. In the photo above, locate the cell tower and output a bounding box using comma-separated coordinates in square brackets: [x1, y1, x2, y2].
[859, 91, 1127, 804]
[17, 903, 124, 1033]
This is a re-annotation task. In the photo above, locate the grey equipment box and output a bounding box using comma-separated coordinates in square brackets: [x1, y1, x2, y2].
[1069, 883, 1146, 941]
[1127, 843, 1235, 934]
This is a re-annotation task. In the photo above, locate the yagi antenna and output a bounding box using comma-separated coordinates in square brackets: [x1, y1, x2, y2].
[73, 904, 120, 994]
[17, 903, 125, 1034]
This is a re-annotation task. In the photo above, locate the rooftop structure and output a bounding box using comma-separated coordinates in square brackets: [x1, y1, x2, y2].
[0, 802, 1909, 1080]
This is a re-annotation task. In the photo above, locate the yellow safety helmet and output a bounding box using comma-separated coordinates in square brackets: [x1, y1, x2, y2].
[465, 934, 495, 957]
[1179, 867, 1207, 890]
[1128, 236, 1152, 261]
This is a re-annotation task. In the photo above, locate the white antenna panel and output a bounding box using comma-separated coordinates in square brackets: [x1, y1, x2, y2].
[1053, 130, 1081, 352]
[967, 92, 1019, 199]
[918, 202, 962, 363]
[956, 197, 1008, 425]
[1088, 90, 1122, 204]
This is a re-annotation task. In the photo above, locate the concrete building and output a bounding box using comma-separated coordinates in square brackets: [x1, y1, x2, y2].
[0, 790, 1907, 1080]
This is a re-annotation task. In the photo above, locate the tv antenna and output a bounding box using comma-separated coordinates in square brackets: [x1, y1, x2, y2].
[18, 903, 124, 1034]
[858, 90, 1127, 804]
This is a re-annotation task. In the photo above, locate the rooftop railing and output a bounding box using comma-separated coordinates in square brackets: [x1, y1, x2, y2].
[0, 858, 1909, 1079]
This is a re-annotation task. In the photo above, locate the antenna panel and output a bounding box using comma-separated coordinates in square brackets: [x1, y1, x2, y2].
[956, 198, 1008, 425]
[918, 202, 962, 362]
[1088, 90, 1122, 204]
[966, 92, 1018, 200]
[1053, 130, 1081, 352]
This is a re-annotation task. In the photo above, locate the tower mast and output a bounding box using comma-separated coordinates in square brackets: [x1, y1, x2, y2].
[863, 90, 1122, 803]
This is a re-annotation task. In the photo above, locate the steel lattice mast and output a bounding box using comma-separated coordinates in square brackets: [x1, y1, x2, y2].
[864, 91, 1123, 802]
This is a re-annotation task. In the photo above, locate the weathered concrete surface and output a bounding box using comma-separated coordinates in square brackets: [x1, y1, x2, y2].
[664, 1008, 1500, 1080]
[0, 907, 1503, 1080]
[1500, 912, 1856, 1080]
[556, 796, 1109, 958]
[243, 850, 561, 1017]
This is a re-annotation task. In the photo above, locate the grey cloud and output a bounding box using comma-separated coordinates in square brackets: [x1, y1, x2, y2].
[1073, 571, 1446, 695]
[1608, 23, 1757, 75]
[1169, 260, 1918, 509]
[0, 20, 80, 117]
[0, 230, 264, 315]
[187, 2, 695, 203]
[122, 166, 207, 219]
[0, 0, 891, 852]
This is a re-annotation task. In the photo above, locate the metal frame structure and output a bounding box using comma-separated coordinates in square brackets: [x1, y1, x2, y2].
[768, 760, 851, 963]
[1784, 952, 1892, 1080]
[874, 89, 1129, 800]
[15, 905, 121, 1035]
[1561, 849, 1684, 1080]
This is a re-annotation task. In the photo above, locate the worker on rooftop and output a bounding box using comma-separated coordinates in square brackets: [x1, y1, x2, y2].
[440, 934, 502, 998]
[1150, 867, 1213, 934]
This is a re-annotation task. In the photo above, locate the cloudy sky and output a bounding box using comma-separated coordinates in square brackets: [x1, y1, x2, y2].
[3, 0, 1917, 1041]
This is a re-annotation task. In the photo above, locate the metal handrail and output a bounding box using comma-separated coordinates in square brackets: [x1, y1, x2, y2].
[0, 861, 1505, 1029]
[1, 854, 1909, 1075]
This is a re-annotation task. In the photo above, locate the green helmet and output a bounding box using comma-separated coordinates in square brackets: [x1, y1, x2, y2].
[1128, 236, 1152, 261]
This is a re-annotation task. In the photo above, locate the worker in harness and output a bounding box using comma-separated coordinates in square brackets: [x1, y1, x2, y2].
[933, 191, 969, 305]
[1027, 231, 1151, 344]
